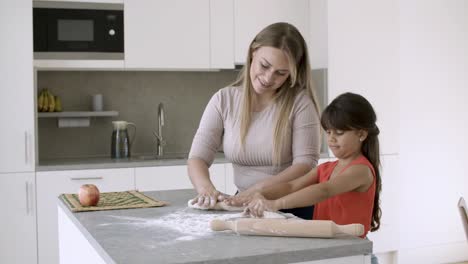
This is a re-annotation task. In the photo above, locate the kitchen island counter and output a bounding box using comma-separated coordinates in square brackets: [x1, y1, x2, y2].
[58, 189, 372, 264]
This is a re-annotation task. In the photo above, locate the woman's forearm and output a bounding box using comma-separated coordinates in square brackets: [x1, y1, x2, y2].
[187, 158, 216, 193]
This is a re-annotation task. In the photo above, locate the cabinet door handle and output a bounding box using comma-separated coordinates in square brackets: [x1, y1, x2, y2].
[24, 131, 29, 165]
[70, 176, 103, 181]
[25, 182, 30, 215]
[29, 182, 34, 214]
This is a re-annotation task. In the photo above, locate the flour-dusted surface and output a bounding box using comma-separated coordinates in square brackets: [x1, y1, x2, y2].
[61, 189, 372, 264]
[100, 209, 245, 239]
[186, 199, 296, 219]
[99, 207, 295, 243]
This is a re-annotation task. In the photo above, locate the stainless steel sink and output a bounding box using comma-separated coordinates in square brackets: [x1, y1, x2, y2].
[132, 153, 188, 161]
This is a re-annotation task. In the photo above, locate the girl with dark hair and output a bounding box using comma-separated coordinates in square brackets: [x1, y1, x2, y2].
[244, 92, 382, 238]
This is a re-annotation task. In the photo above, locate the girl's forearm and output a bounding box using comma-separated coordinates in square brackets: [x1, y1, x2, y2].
[260, 182, 294, 200]
[274, 183, 329, 210]
[252, 163, 311, 191]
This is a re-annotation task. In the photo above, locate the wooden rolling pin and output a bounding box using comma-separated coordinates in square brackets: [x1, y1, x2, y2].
[211, 218, 364, 238]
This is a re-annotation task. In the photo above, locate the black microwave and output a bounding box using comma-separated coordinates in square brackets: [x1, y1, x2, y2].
[33, 5, 124, 55]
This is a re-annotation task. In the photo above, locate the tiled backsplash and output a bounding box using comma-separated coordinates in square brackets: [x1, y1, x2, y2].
[37, 71, 238, 160]
[37, 69, 327, 161]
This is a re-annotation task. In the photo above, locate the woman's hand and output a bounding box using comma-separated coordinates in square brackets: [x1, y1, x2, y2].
[223, 194, 249, 207]
[190, 188, 229, 209]
[245, 193, 279, 218]
[223, 189, 258, 207]
[223, 178, 270, 206]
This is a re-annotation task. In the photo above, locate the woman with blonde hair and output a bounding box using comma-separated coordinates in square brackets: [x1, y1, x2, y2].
[188, 22, 321, 219]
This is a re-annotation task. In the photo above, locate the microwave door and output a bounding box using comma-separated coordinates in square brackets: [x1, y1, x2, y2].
[33, 6, 124, 55]
[33, 8, 48, 51]
[47, 9, 97, 52]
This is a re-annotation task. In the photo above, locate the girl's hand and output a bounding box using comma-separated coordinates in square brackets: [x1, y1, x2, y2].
[245, 193, 278, 218]
[190, 188, 229, 209]
[223, 189, 257, 207]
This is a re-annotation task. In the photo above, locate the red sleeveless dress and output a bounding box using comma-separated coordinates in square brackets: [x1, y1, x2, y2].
[313, 156, 376, 237]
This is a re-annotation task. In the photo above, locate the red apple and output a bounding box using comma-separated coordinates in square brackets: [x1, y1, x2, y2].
[78, 184, 100, 206]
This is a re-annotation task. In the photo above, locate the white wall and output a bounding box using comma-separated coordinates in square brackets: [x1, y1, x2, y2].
[327, 0, 399, 156]
[309, 0, 328, 69]
[328, 1, 400, 255]
[398, 0, 468, 262]
[328, 0, 468, 263]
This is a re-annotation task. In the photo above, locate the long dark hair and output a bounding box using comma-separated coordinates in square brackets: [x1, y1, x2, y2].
[320, 92, 382, 231]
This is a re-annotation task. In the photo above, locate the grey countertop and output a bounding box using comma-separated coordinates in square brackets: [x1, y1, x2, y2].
[37, 152, 229, 171]
[38, 152, 331, 171]
[59, 189, 372, 264]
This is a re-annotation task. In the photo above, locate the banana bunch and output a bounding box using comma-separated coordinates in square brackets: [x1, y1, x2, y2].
[38, 88, 62, 112]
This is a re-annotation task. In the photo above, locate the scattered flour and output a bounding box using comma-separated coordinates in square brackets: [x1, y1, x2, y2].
[100, 209, 245, 238]
[176, 236, 197, 241]
[97, 209, 295, 246]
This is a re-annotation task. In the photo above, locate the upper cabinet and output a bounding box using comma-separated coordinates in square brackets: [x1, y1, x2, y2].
[34, 0, 315, 70]
[125, 0, 210, 69]
[233, 0, 310, 65]
[0, 0, 35, 173]
[125, 0, 233, 70]
[209, 0, 234, 69]
[35, 0, 123, 3]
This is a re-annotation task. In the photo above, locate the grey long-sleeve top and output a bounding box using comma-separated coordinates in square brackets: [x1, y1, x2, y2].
[189, 86, 321, 191]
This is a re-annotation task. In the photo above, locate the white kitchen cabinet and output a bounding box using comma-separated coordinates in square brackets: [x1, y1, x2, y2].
[224, 163, 237, 195]
[209, 0, 234, 69]
[36, 168, 134, 264]
[34, 0, 123, 3]
[0, 0, 35, 173]
[124, 0, 210, 69]
[233, 0, 310, 65]
[0, 172, 37, 264]
[327, 0, 399, 155]
[135, 164, 225, 193]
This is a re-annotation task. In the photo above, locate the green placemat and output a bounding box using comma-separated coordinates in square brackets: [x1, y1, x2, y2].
[60, 190, 168, 212]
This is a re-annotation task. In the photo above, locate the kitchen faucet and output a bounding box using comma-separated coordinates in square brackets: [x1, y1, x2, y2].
[153, 103, 165, 157]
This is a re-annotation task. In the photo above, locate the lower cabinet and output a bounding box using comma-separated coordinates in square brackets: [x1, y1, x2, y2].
[0, 172, 37, 264]
[36, 168, 134, 264]
[135, 163, 225, 193]
[225, 163, 237, 195]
